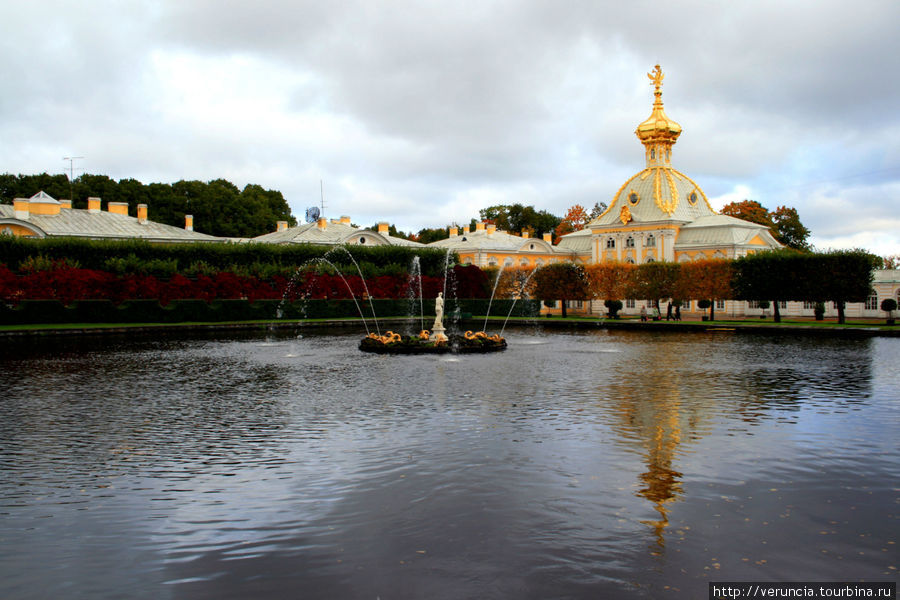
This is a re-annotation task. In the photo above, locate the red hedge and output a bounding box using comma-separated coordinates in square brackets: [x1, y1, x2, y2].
[0, 264, 489, 306]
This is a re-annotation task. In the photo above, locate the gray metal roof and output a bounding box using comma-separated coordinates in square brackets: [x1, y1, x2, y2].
[428, 229, 570, 255]
[254, 221, 425, 246]
[556, 228, 593, 253]
[0, 204, 223, 242]
[592, 166, 716, 228]
[674, 214, 781, 248]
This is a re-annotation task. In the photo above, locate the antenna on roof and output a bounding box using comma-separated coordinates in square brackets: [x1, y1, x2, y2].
[320, 180, 327, 219]
[62, 156, 84, 201]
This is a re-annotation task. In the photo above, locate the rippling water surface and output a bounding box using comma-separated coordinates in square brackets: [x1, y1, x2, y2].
[1, 328, 897, 599]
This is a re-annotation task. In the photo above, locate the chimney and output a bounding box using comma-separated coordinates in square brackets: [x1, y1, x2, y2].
[317, 217, 327, 230]
[339, 215, 351, 225]
[521, 230, 529, 239]
[185, 214, 194, 231]
[377, 222, 389, 234]
[486, 223, 496, 235]
[543, 232, 552, 243]
[87, 197, 101, 213]
[475, 222, 486, 232]
[13, 198, 29, 219]
[449, 226, 458, 237]
[60, 199, 72, 210]
[277, 220, 288, 232]
[108, 202, 128, 216]
[137, 204, 148, 223]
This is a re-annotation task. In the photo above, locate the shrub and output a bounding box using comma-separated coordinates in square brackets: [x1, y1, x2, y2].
[603, 299, 623, 318]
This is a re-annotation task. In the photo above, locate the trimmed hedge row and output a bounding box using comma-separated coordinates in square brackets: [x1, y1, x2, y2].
[0, 298, 541, 325]
[0, 236, 455, 277]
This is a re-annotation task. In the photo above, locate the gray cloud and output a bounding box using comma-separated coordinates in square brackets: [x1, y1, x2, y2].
[1, 0, 898, 254]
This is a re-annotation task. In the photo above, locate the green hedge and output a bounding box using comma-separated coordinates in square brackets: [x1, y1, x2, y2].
[0, 297, 542, 325]
[0, 236, 455, 277]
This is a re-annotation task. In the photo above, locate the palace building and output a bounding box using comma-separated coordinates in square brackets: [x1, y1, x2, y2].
[558, 65, 781, 265]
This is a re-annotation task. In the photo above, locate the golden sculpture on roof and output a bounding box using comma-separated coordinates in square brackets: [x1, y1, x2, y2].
[647, 64, 664, 94]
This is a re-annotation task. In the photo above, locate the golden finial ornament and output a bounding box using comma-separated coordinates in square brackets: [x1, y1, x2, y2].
[648, 64, 664, 97]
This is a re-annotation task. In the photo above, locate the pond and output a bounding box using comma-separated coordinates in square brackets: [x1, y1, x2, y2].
[1, 327, 897, 599]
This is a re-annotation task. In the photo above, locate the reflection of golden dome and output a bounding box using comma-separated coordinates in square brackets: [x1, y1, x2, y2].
[635, 65, 682, 145]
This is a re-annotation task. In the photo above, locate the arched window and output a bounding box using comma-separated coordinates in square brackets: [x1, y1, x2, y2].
[645, 257, 655, 263]
[646, 234, 656, 247]
[487, 257, 498, 267]
[535, 258, 544, 267]
[520, 257, 530, 267]
[606, 238, 616, 249]
[625, 257, 635, 264]
[503, 257, 514, 267]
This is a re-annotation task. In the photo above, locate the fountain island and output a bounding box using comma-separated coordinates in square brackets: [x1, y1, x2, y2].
[359, 292, 507, 354]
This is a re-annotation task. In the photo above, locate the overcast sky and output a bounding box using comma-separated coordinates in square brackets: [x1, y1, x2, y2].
[2, 1, 898, 255]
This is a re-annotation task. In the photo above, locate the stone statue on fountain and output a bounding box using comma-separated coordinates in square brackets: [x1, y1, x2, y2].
[430, 292, 447, 342]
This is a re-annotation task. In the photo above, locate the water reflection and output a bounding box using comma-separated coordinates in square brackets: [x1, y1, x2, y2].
[0, 328, 893, 600]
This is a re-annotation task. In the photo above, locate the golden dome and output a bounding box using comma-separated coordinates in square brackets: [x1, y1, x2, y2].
[635, 65, 682, 146]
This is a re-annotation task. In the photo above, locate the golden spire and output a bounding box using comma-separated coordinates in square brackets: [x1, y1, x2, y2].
[635, 65, 682, 167]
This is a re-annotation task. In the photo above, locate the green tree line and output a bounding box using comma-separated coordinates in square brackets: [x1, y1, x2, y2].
[0, 173, 296, 238]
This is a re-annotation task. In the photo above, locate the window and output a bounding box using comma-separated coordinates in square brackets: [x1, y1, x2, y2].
[716, 299, 725, 310]
[535, 259, 544, 267]
[503, 257, 514, 267]
[650, 148, 656, 159]
[565, 300, 584, 309]
[359, 236, 366, 244]
[646, 234, 656, 247]
[688, 191, 698, 205]
[645, 257, 655, 263]
[682, 300, 691, 311]
[803, 301, 815, 310]
[779, 300, 787, 309]
[606, 238, 616, 249]
[626, 236, 635, 248]
[626, 299, 636, 308]
[629, 192, 639, 205]
[487, 257, 498, 267]
[865, 295, 878, 310]
[520, 257, 530, 266]
[748, 300, 761, 309]
[625, 257, 635, 264]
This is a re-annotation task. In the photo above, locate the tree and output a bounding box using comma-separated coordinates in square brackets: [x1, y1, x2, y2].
[414, 227, 446, 244]
[732, 249, 809, 322]
[675, 259, 733, 321]
[879, 254, 900, 269]
[881, 298, 897, 323]
[628, 262, 680, 310]
[771, 206, 811, 251]
[814, 249, 880, 324]
[721, 199, 775, 229]
[479, 203, 560, 237]
[554, 204, 590, 239]
[589, 202, 608, 220]
[585, 262, 636, 303]
[531, 262, 589, 318]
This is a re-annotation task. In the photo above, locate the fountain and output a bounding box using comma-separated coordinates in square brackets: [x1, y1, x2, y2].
[359, 292, 506, 354]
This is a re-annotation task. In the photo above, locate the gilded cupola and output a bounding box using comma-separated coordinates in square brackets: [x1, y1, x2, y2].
[635, 65, 682, 167]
